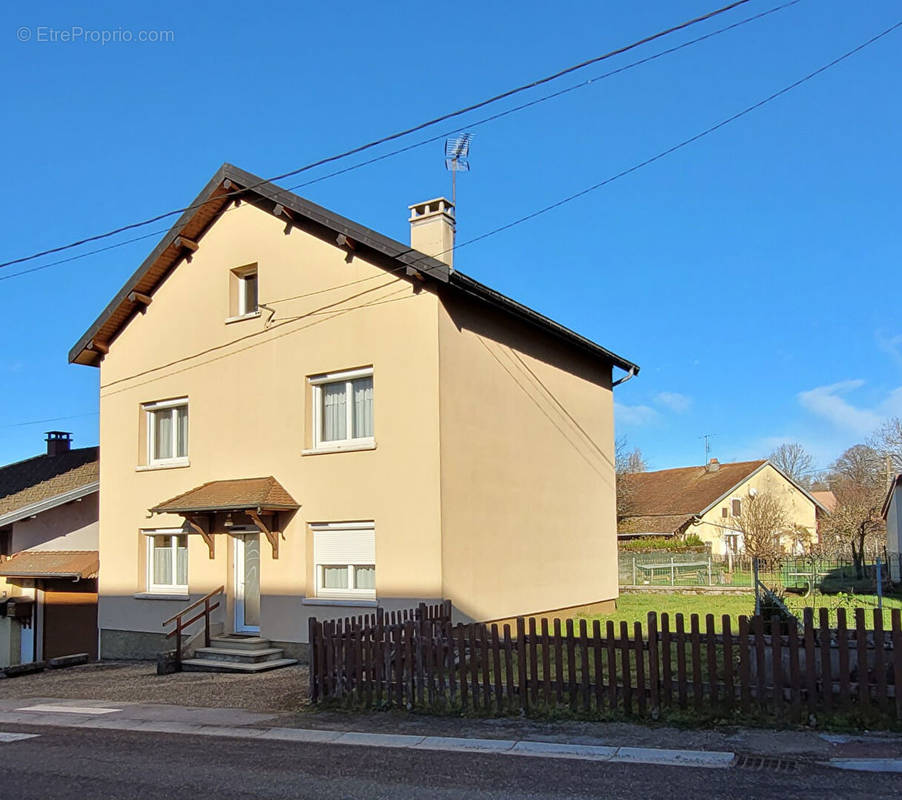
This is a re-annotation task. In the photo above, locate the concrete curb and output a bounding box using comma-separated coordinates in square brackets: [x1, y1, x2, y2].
[825, 758, 902, 773]
[0, 707, 736, 768]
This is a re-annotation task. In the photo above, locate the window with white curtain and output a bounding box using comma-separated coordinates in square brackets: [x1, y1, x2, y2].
[310, 368, 374, 450]
[312, 522, 375, 600]
[145, 398, 189, 466]
[146, 531, 188, 592]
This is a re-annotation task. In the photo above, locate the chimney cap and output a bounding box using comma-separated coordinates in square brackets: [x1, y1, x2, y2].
[408, 197, 454, 221]
[44, 431, 73, 456]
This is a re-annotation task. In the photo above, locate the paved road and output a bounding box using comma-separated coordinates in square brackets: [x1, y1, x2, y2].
[0, 724, 899, 799]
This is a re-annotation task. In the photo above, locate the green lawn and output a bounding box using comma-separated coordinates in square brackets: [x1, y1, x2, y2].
[583, 591, 902, 633]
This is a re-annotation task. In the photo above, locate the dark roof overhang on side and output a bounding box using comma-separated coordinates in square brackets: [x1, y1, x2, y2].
[69, 163, 638, 375]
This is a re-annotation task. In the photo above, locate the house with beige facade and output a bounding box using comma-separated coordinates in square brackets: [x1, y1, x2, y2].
[0, 433, 99, 667]
[70, 163, 638, 662]
[618, 458, 829, 556]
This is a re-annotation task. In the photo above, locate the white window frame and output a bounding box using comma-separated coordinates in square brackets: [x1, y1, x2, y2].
[312, 521, 375, 601]
[144, 398, 189, 467]
[144, 529, 188, 594]
[310, 367, 374, 451]
[237, 269, 258, 316]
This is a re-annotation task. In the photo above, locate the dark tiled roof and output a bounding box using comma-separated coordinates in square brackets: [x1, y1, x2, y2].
[69, 163, 637, 374]
[0, 447, 99, 517]
[151, 477, 299, 514]
[0, 550, 99, 579]
[622, 460, 767, 518]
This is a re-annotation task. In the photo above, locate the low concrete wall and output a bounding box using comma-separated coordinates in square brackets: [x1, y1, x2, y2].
[271, 639, 310, 663]
[101, 628, 170, 660]
[620, 586, 752, 596]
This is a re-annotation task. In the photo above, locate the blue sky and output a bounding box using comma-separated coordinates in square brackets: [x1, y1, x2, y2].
[1, 0, 900, 473]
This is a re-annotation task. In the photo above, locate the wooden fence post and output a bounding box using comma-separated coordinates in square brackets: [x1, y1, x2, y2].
[516, 617, 528, 714]
[855, 608, 870, 712]
[647, 612, 660, 717]
[891, 609, 902, 721]
[308, 617, 318, 702]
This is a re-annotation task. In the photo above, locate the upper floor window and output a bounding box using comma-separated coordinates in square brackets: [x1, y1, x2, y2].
[731, 498, 742, 517]
[229, 264, 259, 320]
[145, 398, 188, 466]
[310, 368, 374, 450]
[238, 270, 258, 315]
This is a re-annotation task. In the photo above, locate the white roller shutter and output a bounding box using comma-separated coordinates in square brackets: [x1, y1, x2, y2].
[314, 526, 375, 565]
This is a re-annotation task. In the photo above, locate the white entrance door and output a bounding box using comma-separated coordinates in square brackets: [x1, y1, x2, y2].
[234, 534, 261, 633]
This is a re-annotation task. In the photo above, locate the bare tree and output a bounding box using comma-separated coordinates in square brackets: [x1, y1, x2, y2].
[768, 442, 814, 488]
[728, 491, 787, 561]
[869, 416, 902, 476]
[822, 444, 887, 568]
[615, 436, 647, 519]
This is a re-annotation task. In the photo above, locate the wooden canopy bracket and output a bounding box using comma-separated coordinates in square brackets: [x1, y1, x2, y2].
[223, 179, 244, 205]
[87, 339, 109, 357]
[405, 266, 425, 281]
[185, 515, 215, 559]
[247, 509, 280, 559]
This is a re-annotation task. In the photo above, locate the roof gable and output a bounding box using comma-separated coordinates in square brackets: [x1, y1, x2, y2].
[623, 460, 768, 518]
[69, 164, 637, 373]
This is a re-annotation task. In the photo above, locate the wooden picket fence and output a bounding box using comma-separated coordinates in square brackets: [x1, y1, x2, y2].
[308, 604, 902, 723]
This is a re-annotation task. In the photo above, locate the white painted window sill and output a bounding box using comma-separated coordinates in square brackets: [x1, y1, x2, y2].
[301, 440, 376, 457]
[133, 592, 190, 601]
[135, 460, 190, 472]
[302, 598, 378, 608]
[225, 311, 261, 325]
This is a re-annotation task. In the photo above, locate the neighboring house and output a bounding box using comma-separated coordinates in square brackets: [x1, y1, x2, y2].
[0, 433, 99, 666]
[618, 458, 828, 556]
[881, 474, 902, 582]
[69, 163, 638, 661]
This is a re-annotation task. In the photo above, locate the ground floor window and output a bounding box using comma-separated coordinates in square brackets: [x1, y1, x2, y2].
[145, 530, 188, 592]
[312, 522, 375, 600]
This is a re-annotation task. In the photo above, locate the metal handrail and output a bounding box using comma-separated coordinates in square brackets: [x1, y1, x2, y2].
[162, 585, 224, 667]
[162, 585, 225, 626]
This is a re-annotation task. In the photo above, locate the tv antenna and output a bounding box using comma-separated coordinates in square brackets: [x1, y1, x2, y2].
[444, 133, 472, 212]
[699, 433, 719, 464]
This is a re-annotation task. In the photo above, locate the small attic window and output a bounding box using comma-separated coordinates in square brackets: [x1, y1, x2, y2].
[229, 265, 259, 320]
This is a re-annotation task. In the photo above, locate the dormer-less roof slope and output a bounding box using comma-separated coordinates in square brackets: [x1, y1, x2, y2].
[619, 459, 830, 535]
[69, 163, 638, 374]
[0, 446, 99, 522]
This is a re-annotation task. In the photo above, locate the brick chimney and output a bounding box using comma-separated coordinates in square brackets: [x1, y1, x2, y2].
[706, 458, 720, 473]
[408, 198, 455, 268]
[45, 431, 72, 456]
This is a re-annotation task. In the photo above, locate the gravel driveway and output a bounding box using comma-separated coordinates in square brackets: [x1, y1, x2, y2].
[0, 661, 309, 712]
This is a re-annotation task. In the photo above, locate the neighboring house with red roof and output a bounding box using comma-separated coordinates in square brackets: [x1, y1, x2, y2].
[882, 474, 902, 582]
[0, 433, 99, 667]
[618, 458, 829, 556]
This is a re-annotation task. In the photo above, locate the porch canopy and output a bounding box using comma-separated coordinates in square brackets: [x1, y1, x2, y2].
[150, 477, 298, 559]
[0, 550, 99, 580]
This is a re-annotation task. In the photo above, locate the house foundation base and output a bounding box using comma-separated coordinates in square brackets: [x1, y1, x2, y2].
[485, 597, 617, 629]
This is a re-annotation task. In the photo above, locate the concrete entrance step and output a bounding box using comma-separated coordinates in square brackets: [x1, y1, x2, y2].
[209, 636, 271, 651]
[180, 657, 298, 673]
[193, 646, 286, 664]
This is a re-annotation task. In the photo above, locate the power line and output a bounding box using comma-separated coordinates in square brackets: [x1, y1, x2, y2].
[0, 412, 99, 429]
[0, 0, 799, 285]
[0, 0, 755, 272]
[2, 14, 896, 429]
[448, 18, 902, 257]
